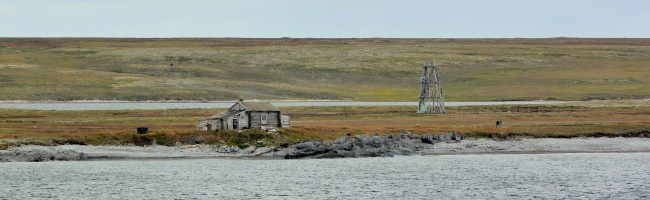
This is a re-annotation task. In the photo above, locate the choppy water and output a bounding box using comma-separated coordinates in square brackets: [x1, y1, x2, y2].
[0, 101, 567, 110]
[1, 153, 648, 199]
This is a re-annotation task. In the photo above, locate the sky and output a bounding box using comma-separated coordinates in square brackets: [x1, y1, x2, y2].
[1, 0, 649, 38]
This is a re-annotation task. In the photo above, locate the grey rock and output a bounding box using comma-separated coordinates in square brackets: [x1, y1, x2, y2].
[253, 147, 274, 156]
[284, 146, 333, 159]
[215, 146, 239, 153]
[421, 135, 436, 144]
[295, 141, 318, 150]
[284, 132, 463, 159]
[1, 147, 87, 162]
[238, 146, 257, 155]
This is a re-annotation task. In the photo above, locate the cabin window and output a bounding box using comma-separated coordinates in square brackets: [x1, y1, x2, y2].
[261, 114, 268, 125]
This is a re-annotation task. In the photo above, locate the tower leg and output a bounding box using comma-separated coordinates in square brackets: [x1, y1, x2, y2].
[418, 98, 427, 113]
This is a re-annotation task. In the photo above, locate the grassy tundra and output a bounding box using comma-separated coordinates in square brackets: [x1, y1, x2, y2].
[1, 38, 649, 148]
[0, 38, 649, 101]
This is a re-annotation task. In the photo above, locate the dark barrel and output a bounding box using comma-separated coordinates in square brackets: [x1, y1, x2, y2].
[137, 127, 148, 134]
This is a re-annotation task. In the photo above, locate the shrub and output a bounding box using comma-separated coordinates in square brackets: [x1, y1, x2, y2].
[0, 143, 9, 150]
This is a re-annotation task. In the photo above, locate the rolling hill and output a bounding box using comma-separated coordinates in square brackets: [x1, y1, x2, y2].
[0, 38, 648, 101]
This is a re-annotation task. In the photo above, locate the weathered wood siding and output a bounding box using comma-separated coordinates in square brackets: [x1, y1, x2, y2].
[223, 116, 234, 130]
[234, 112, 249, 130]
[197, 119, 222, 131]
[281, 115, 290, 128]
[213, 113, 247, 130]
[248, 111, 280, 128]
[197, 111, 249, 130]
[199, 101, 289, 131]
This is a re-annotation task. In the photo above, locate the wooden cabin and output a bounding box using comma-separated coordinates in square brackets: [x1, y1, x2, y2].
[197, 100, 290, 131]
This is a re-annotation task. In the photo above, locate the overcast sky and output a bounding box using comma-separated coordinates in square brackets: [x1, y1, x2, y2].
[1, 0, 648, 38]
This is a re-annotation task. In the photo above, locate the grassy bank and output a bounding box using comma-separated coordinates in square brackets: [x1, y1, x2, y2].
[1, 100, 648, 149]
[1, 38, 649, 101]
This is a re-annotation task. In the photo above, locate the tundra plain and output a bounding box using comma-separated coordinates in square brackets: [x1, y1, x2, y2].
[1, 38, 649, 101]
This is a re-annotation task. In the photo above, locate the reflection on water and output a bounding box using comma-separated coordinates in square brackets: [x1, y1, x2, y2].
[1, 153, 648, 199]
[0, 101, 568, 110]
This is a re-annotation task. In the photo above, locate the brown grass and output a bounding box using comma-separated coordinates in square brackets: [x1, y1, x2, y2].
[1, 100, 648, 147]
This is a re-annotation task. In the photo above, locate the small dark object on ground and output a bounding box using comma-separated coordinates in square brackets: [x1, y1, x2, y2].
[137, 127, 149, 134]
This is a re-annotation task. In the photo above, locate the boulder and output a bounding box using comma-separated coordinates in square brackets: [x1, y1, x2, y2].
[284, 146, 332, 159]
[238, 146, 256, 155]
[214, 146, 239, 153]
[253, 147, 274, 156]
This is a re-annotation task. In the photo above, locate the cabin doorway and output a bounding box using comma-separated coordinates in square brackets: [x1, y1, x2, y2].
[232, 119, 238, 129]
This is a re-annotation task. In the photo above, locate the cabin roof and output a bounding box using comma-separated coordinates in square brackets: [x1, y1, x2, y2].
[237, 102, 280, 112]
[204, 101, 280, 120]
[205, 110, 244, 119]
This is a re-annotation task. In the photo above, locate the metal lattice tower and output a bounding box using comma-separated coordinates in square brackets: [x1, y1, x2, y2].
[418, 60, 445, 114]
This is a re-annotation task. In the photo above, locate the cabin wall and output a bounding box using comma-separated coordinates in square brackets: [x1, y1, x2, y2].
[248, 111, 280, 129]
[223, 116, 234, 130]
[197, 119, 222, 131]
[197, 120, 208, 131]
[198, 111, 248, 131]
[222, 112, 248, 130]
[199, 107, 290, 131]
[232, 112, 248, 130]
[281, 115, 290, 128]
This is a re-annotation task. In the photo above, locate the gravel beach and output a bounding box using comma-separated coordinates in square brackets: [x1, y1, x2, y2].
[421, 137, 650, 155]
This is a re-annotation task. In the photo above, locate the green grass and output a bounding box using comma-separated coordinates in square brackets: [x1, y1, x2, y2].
[1, 38, 649, 101]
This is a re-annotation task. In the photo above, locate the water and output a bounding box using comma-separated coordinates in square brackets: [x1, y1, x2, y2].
[0, 101, 568, 110]
[1, 153, 648, 199]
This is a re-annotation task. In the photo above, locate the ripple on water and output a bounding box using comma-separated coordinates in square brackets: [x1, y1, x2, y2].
[0, 153, 648, 199]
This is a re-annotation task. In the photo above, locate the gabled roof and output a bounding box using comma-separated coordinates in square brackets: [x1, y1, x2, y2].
[231, 101, 280, 112]
[203, 101, 280, 120]
[205, 110, 245, 120]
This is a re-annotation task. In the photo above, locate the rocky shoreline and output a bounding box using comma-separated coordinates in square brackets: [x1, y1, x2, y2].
[3, 132, 650, 162]
[283, 131, 462, 159]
